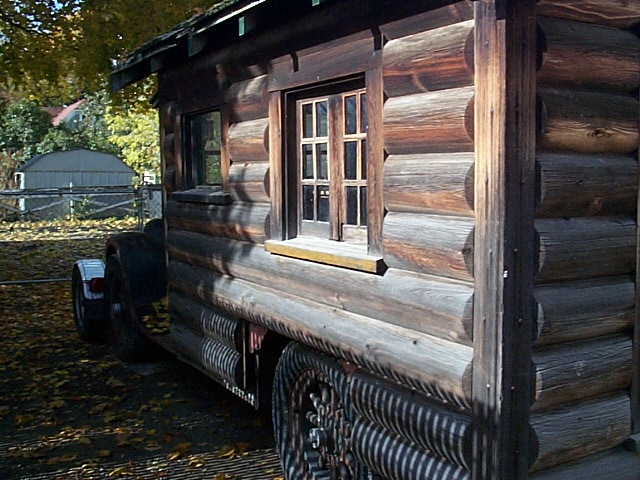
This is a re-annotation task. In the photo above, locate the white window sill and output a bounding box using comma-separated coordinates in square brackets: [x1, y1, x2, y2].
[265, 237, 385, 274]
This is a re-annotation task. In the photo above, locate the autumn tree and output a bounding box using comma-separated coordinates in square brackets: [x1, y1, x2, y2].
[1, 0, 212, 104]
[0, 99, 52, 159]
[38, 91, 119, 156]
[106, 105, 159, 177]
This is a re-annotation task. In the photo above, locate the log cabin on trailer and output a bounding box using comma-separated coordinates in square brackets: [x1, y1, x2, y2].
[74, 0, 640, 478]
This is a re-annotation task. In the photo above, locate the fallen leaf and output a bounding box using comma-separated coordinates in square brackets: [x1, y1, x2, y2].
[107, 377, 125, 388]
[108, 466, 134, 477]
[187, 455, 207, 468]
[167, 442, 191, 461]
[145, 440, 162, 451]
[217, 445, 236, 459]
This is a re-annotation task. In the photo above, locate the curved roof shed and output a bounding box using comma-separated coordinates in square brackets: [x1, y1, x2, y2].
[17, 149, 135, 189]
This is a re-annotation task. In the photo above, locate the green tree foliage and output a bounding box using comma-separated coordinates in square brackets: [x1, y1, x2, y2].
[0, 99, 51, 189]
[0, 99, 52, 159]
[105, 104, 159, 176]
[0, 0, 79, 95]
[38, 91, 119, 156]
[1, 0, 212, 104]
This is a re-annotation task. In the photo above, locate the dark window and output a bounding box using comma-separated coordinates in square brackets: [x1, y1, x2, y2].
[186, 110, 222, 187]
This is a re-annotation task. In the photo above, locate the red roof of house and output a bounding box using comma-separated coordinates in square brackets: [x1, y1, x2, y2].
[49, 99, 85, 126]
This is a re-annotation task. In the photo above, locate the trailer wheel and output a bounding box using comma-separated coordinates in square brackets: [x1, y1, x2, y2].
[71, 266, 105, 341]
[104, 255, 152, 362]
[273, 343, 368, 480]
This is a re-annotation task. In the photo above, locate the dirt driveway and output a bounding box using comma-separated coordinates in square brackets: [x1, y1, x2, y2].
[0, 219, 282, 480]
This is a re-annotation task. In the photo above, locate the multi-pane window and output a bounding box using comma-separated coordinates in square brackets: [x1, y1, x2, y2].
[296, 87, 367, 243]
[186, 110, 222, 187]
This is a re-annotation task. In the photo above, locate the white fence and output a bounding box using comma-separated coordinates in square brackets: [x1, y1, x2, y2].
[0, 185, 162, 227]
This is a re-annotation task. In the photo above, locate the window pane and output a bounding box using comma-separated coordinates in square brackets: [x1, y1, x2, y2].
[316, 101, 328, 137]
[317, 186, 330, 222]
[316, 143, 328, 180]
[346, 186, 358, 225]
[360, 186, 368, 225]
[360, 93, 367, 133]
[302, 103, 313, 138]
[302, 144, 314, 179]
[205, 154, 222, 184]
[345, 95, 357, 134]
[361, 139, 367, 180]
[190, 111, 221, 186]
[303, 185, 314, 220]
[344, 141, 357, 180]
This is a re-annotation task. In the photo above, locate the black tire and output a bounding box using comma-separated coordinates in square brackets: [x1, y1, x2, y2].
[104, 255, 153, 362]
[71, 266, 105, 342]
[273, 342, 369, 480]
[143, 218, 164, 241]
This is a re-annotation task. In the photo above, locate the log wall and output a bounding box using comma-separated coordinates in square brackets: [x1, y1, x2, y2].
[160, 5, 481, 417]
[158, 6, 482, 474]
[529, 3, 639, 473]
[381, 13, 476, 293]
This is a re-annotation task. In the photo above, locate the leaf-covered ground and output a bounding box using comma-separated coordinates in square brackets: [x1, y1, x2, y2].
[0, 219, 281, 480]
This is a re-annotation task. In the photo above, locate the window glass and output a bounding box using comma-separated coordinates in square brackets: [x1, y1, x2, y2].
[360, 93, 367, 134]
[302, 103, 313, 139]
[344, 141, 357, 180]
[188, 111, 221, 186]
[302, 144, 314, 179]
[345, 95, 357, 135]
[316, 143, 328, 180]
[316, 101, 328, 137]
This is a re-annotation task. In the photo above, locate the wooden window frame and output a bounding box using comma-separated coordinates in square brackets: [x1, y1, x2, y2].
[266, 70, 384, 274]
[171, 106, 232, 205]
[293, 79, 367, 243]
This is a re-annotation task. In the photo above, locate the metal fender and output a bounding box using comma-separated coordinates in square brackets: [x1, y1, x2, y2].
[106, 231, 167, 313]
[74, 259, 105, 300]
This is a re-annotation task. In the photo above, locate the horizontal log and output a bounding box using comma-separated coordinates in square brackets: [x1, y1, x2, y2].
[170, 322, 244, 387]
[536, 1, 640, 29]
[379, 2, 474, 41]
[351, 417, 470, 480]
[169, 290, 243, 352]
[384, 86, 474, 155]
[382, 212, 474, 281]
[168, 260, 474, 408]
[529, 446, 640, 480]
[538, 88, 639, 154]
[227, 117, 269, 162]
[351, 370, 472, 469]
[228, 161, 270, 203]
[166, 230, 475, 345]
[534, 276, 635, 346]
[532, 335, 633, 412]
[536, 216, 636, 283]
[536, 153, 637, 218]
[382, 19, 474, 97]
[225, 75, 269, 123]
[165, 199, 269, 243]
[537, 17, 640, 93]
[383, 152, 474, 216]
[268, 32, 377, 92]
[530, 393, 631, 472]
